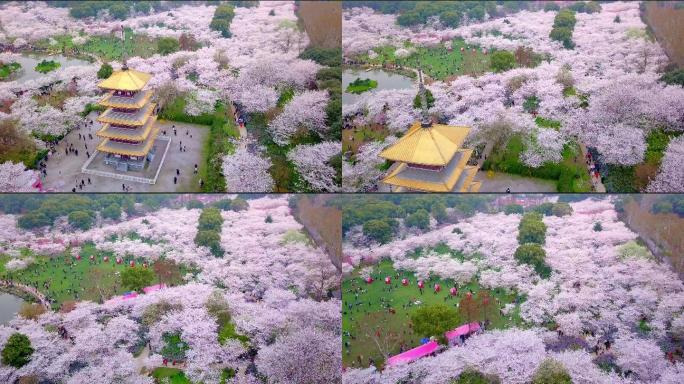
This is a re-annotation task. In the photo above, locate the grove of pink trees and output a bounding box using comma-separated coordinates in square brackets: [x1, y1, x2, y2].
[268, 90, 329, 145]
[0, 196, 341, 384]
[343, 197, 684, 383]
[0, 161, 38, 192]
[647, 135, 684, 192]
[287, 141, 340, 192]
[221, 143, 275, 193]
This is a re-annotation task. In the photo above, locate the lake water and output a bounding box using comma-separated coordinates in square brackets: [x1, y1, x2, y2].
[0, 292, 24, 325]
[8, 54, 91, 83]
[343, 68, 415, 105]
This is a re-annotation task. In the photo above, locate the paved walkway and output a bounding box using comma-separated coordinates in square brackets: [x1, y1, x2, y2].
[477, 171, 557, 192]
[579, 143, 606, 192]
[42, 116, 209, 192]
[134, 345, 150, 373]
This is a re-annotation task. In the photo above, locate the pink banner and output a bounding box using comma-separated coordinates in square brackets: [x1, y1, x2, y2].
[386, 340, 439, 366]
[445, 322, 480, 342]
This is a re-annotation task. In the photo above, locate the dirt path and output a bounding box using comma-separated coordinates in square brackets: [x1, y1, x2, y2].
[134, 344, 150, 373]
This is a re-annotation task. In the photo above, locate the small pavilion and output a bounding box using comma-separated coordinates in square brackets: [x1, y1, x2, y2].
[379, 70, 481, 192]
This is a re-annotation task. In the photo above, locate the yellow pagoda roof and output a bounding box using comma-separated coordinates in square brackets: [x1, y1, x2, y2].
[98, 90, 153, 109]
[379, 122, 471, 167]
[96, 115, 157, 142]
[97, 69, 152, 91]
[97, 125, 160, 157]
[382, 149, 477, 192]
[97, 103, 156, 127]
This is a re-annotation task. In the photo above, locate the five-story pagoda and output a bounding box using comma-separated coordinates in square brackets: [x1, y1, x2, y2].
[379, 69, 481, 192]
[95, 65, 159, 172]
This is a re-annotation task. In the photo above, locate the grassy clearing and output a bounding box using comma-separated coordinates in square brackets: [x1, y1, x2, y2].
[0, 243, 146, 309]
[151, 367, 191, 384]
[280, 229, 313, 246]
[535, 116, 562, 130]
[34, 60, 61, 74]
[81, 28, 159, 61]
[342, 125, 389, 155]
[482, 135, 591, 192]
[343, 253, 524, 369]
[356, 39, 491, 81]
[345, 78, 378, 94]
[0, 62, 21, 80]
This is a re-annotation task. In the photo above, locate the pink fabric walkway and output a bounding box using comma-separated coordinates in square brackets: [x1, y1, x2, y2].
[445, 322, 480, 343]
[386, 340, 439, 366]
[143, 283, 167, 294]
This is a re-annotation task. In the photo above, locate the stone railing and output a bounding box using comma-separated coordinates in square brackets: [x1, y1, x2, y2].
[80, 137, 171, 185]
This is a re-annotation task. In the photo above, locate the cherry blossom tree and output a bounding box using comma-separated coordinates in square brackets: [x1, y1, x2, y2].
[0, 161, 38, 192]
[255, 328, 341, 384]
[647, 135, 684, 192]
[221, 144, 274, 192]
[268, 90, 329, 145]
[287, 142, 340, 192]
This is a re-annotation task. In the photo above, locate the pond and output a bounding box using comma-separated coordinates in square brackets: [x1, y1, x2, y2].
[0, 292, 24, 325]
[343, 68, 415, 105]
[6, 54, 92, 83]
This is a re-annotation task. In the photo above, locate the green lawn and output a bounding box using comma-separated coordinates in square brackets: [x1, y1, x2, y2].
[0, 242, 155, 309]
[342, 125, 389, 155]
[356, 39, 491, 81]
[151, 368, 191, 384]
[343, 248, 525, 369]
[535, 116, 562, 130]
[81, 28, 160, 61]
[345, 78, 378, 94]
[0, 61, 21, 80]
[482, 135, 591, 192]
[34, 60, 61, 74]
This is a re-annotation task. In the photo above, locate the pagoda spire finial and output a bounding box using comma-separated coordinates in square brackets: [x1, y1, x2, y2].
[417, 64, 431, 128]
[121, 25, 128, 71]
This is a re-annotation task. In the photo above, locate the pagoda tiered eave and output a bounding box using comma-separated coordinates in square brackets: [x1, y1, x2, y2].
[97, 103, 156, 127]
[97, 125, 160, 157]
[97, 69, 152, 91]
[383, 149, 478, 192]
[96, 115, 157, 142]
[98, 90, 153, 110]
[379, 122, 471, 167]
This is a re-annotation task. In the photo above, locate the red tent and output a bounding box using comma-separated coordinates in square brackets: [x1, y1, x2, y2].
[401, 278, 408, 286]
[418, 280, 425, 289]
[385, 276, 391, 285]
[434, 284, 441, 293]
[450, 287, 457, 296]
[366, 277, 373, 284]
